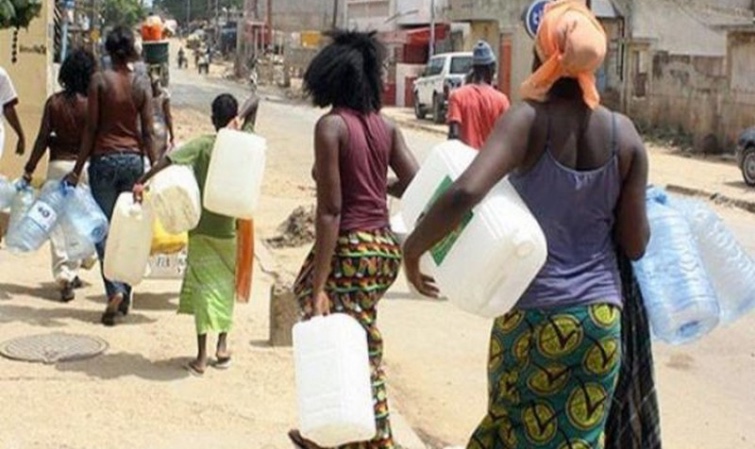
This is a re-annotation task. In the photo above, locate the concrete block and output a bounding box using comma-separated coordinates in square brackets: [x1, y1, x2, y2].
[0, 210, 9, 244]
[269, 276, 299, 347]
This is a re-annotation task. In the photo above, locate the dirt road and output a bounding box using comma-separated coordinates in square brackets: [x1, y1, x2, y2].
[1, 61, 753, 449]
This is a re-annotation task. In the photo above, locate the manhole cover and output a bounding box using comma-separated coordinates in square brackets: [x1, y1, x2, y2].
[0, 333, 108, 364]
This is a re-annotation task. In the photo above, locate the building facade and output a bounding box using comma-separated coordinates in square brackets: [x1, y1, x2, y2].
[0, 2, 55, 177]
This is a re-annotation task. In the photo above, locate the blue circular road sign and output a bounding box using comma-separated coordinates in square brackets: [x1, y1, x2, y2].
[524, 0, 550, 38]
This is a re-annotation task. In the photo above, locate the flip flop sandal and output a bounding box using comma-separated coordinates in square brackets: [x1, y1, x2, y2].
[213, 356, 232, 370]
[184, 362, 205, 377]
[100, 311, 117, 327]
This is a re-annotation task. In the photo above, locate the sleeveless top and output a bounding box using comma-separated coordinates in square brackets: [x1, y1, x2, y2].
[509, 113, 623, 310]
[94, 71, 142, 155]
[332, 108, 392, 232]
[47, 92, 87, 161]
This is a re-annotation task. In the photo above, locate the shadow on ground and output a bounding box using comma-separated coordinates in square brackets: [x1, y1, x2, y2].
[84, 292, 178, 312]
[0, 282, 62, 302]
[0, 302, 157, 327]
[55, 352, 191, 381]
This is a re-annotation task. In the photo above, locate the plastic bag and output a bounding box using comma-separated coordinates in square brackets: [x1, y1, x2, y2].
[151, 217, 187, 255]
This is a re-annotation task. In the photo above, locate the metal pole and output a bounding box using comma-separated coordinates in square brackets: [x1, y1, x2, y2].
[429, 0, 436, 58]
[215, 0, 220, 45]
[266, 0, 272, 52]
[60, 1, 72, 62]
[186, 0, 190, 27]
[332, 0, 339, 29]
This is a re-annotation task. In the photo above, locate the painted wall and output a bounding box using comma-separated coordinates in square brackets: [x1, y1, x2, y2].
[0, 3, 54, 178]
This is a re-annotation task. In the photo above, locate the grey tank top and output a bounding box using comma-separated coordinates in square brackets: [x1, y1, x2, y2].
[509, 113, 623, 310]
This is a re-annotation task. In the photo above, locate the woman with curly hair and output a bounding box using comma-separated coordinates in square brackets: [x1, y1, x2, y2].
[23, 48, 97, 302]
[287, 30, 419, 449]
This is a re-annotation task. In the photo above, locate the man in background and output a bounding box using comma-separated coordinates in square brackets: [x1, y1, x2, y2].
[0, 66, 25, 159]
[447, 41, 510, 150]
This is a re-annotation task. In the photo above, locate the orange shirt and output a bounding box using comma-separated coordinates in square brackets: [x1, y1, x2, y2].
[447, 84, 510, 150]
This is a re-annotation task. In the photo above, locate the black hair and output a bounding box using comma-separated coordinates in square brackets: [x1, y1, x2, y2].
[58, 48, 96, 97]
[211, 94, 239, 130]
[303, 30, 386, 114]
[105, 26, 138, 64]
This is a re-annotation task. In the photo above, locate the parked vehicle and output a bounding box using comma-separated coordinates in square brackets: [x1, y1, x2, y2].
[736, 127, 755, 186]
[413, 52, 473, 124]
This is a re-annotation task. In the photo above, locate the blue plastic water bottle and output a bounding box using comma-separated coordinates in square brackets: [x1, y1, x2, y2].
[632, 187, 720, 345]
[0, 176, 15, 210]
[5, 181, 68, 253]
[6, 180, 35, 249]
[63, 184, 108, 244]
[671, 197, 755, 324]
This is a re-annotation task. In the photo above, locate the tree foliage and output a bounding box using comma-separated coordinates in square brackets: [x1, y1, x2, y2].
[0, 0, 42, 30]
[155, 0, 243, 24]
[102, 0, 146, 28]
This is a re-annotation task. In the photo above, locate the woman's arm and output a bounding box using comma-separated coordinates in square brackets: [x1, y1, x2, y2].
[68, 73, 102, 184]
[163, 97, 175, 147]
[403, 102, 535, 296]
[614, 115, 650, 260]
[386, 119, 419, 198]
[238, 94, 260, 131]
[136, 77, 156, 165]
[23, 98, 53, 179]
[133, 156, 173, 203]
[310, 115, 344, 313]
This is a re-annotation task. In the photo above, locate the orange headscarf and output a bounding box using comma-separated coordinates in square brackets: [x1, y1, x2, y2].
[520, 0, 607, 109]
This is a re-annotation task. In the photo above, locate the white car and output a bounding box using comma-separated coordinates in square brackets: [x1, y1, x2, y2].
[413, 52, 473, 124]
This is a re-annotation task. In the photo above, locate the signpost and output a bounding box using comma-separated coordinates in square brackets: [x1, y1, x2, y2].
[524, 0, 550, 38]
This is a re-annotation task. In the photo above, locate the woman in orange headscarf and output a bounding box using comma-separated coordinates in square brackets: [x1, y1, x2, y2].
[403, 1, 651, 447]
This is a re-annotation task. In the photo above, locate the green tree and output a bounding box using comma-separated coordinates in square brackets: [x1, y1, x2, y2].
[0, 0, 42, 30]
[102, 0, 146, 28]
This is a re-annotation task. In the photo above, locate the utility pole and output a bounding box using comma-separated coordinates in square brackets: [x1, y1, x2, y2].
[186, 0, 190, 27]
[331, 0, 339, 29]
[429, 0, 437, 57]
[266, 0, 272, 51]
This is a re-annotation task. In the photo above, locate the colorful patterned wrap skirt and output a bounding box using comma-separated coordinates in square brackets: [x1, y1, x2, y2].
[468, 303, 622, 449]
[294, 228, 402, 449]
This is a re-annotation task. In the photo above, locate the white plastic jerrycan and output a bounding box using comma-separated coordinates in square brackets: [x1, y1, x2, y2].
[104, 193, 155, 286]
[204, 129, 267, 219]
[293, 314, 376, 447]
[401, 140, 548, 318]
[149, 164, 201, 234]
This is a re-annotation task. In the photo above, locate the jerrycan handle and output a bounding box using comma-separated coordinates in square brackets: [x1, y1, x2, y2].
[512, 231, 536, 258]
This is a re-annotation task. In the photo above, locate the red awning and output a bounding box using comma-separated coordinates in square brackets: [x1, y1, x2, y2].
[378, 24, 450, 46]
[405, 24, 449, 45]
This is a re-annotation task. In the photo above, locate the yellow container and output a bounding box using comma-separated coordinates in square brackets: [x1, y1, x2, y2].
[151, 216, 187, 255]
[300, 31, 322, 48]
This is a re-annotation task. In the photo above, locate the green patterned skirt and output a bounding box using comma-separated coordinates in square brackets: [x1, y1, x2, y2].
[294, 228, 402, 449]
[179, 235, 237, 335]
[468, 303, 622, 449]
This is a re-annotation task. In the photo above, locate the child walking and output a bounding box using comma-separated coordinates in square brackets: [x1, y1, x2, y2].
[134, 93, 259, 376]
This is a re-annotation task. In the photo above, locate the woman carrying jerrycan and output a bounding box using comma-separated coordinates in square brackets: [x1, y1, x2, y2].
[23, 49, 98, 302]
[133, 93, 259, 377]
[404, 1, 651, 448]
[287, 30, 420, 449]
[64, 26, 156, 326]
